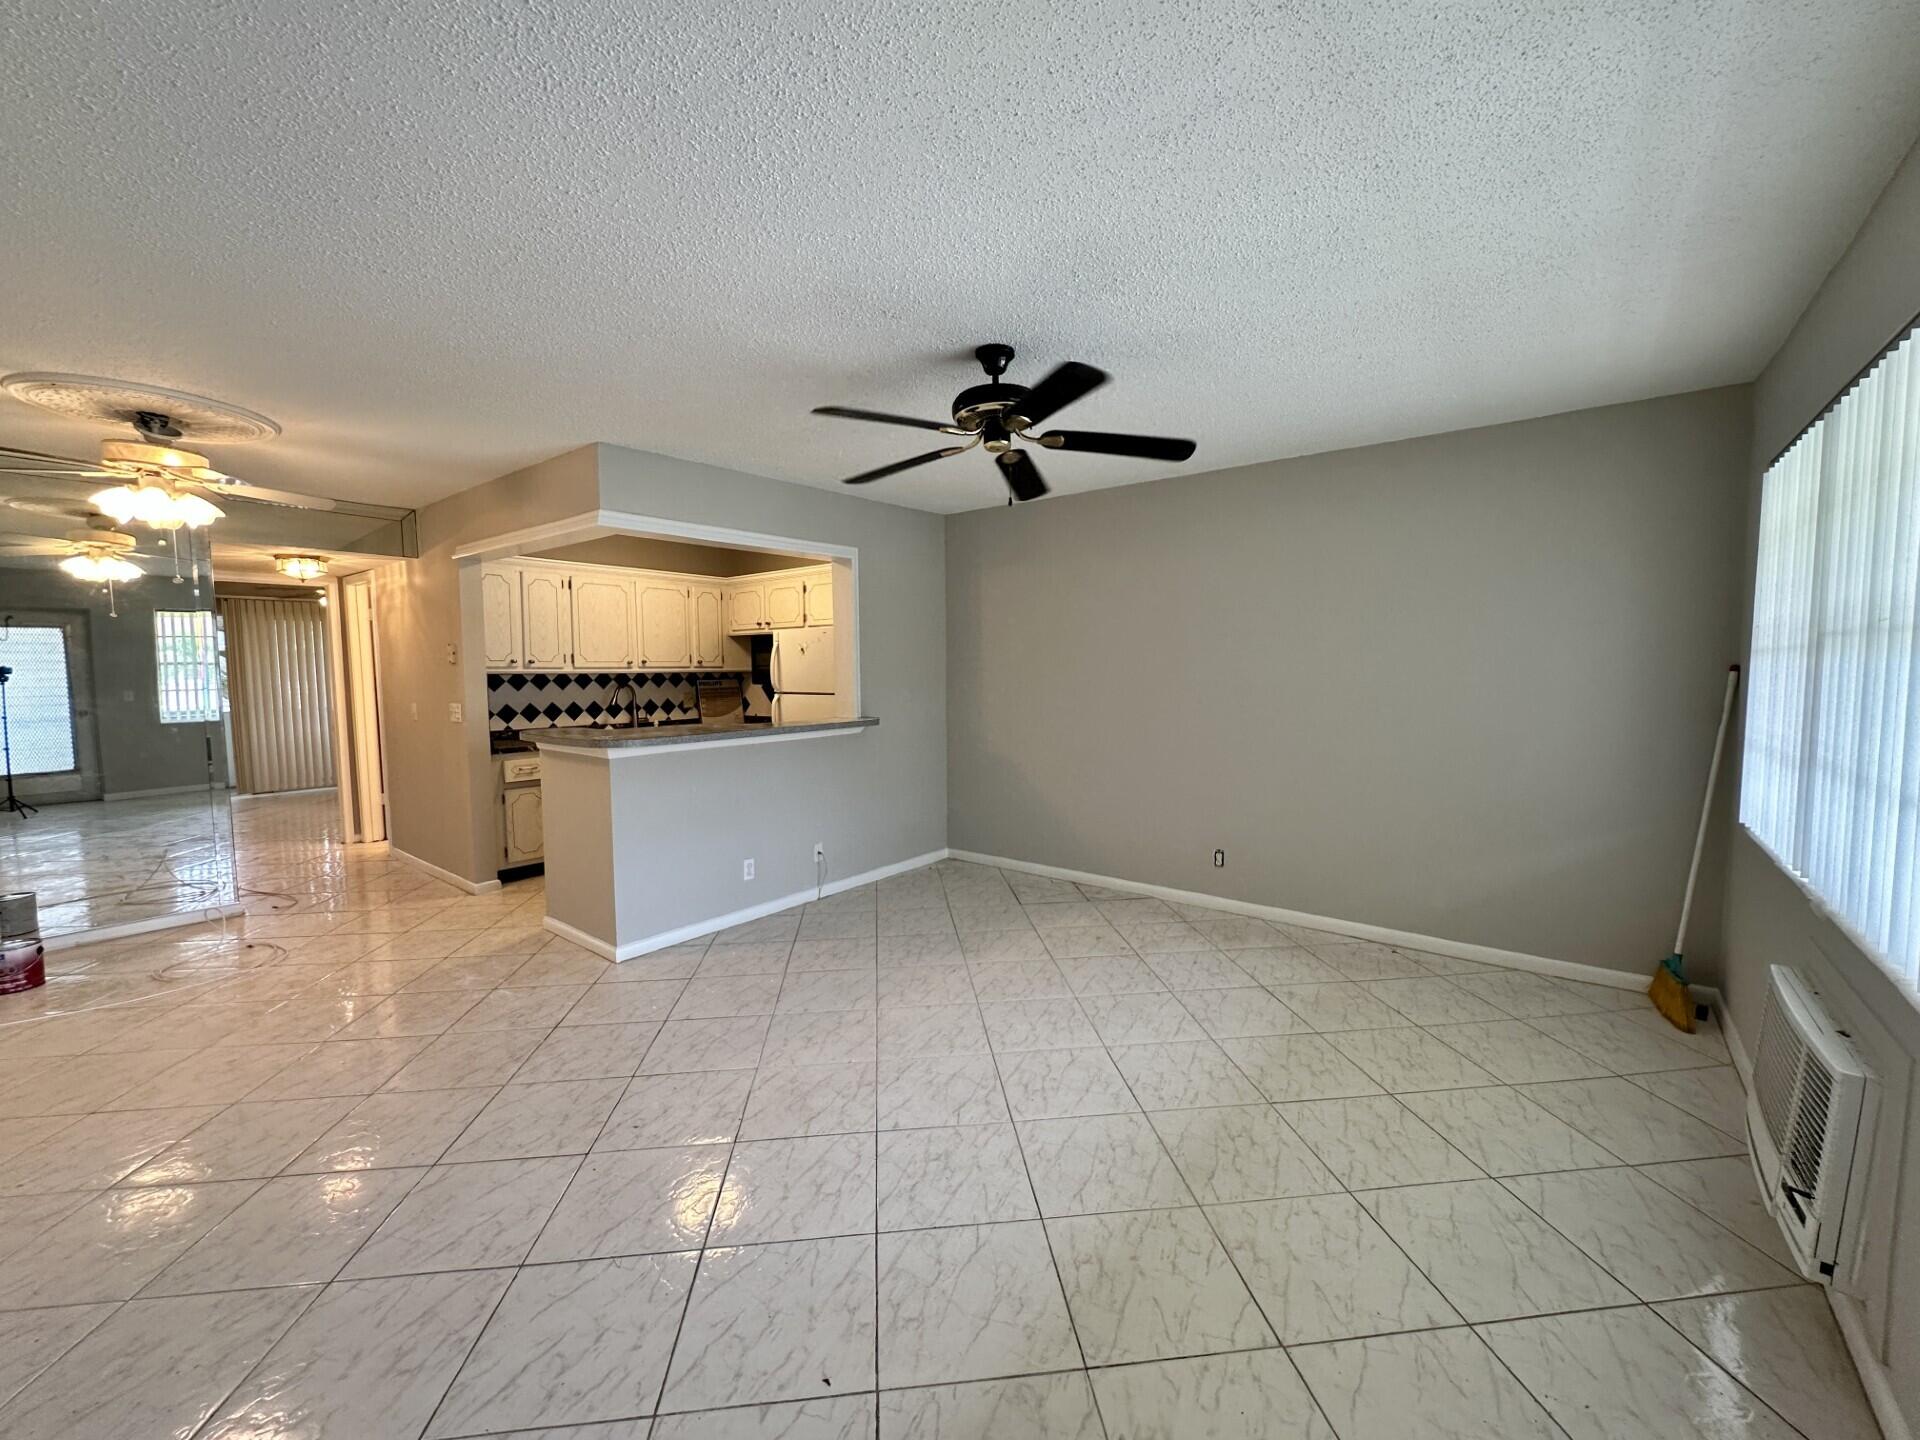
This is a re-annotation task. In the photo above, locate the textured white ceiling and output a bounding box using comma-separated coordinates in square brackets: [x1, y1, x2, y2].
[3, 2, 1918, 514]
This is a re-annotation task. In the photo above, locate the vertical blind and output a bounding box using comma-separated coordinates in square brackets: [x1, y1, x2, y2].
[1741, 322, 1920, 992]
[221, 597, 336, 794]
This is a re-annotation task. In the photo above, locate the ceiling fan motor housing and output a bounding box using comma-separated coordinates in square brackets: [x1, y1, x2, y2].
[951, 382, 1028, 431]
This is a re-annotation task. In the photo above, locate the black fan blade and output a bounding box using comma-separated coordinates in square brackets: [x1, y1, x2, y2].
[813, 405, 955, 432]
[840, 446, 969, 485]
[1003, 361, 1107, 429]
[996, 449, 1049, 502]
[1038, 430, 1196, 462]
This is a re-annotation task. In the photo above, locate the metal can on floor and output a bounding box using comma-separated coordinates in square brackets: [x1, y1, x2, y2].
[0, 892, 45, 993]
[0, 892, 36, 943]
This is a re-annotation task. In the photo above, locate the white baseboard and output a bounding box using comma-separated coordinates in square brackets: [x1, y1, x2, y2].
[101, 784, 217, 801]
[43, 902, 248, 952]
[389, 845, 503, 895]
[547, 848, 952, 962]
[1830, 1289, 1913, 1440]
[948, 850, 1647, 991]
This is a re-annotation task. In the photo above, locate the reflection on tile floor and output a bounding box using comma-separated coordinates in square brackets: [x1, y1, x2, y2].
[0, 841, 1877, 1438]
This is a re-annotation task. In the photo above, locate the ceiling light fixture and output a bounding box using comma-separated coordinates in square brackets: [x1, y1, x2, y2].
[58, 551, 141, 584]
[274, 553, 328, 581]
[90, 477, 224, 531]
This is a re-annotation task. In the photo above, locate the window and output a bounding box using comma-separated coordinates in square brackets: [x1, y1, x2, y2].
[0, 625, 78, 774]
[154, 609, 222, 723]
[1741, 322, 1920, 992]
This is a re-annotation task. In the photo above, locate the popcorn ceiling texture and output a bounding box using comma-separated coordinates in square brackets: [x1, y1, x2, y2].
[2, 1, 1918, 513]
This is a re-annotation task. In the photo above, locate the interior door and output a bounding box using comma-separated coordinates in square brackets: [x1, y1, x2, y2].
[0, 610, 102, 802]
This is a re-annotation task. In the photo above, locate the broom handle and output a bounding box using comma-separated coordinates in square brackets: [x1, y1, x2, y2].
[1674, 664, 1742, 955]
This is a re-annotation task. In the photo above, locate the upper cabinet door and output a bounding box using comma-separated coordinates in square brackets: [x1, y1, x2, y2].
[572, 573, 635, 668]
[520, 567, 573, 670]
[638, 581, 693, 667]
[692, 586, 726, 666]
[765, 575, 807, 628]
[728, 582, 767, 634]
[480, 563, 522, 668]
[803, 570, 834, 626]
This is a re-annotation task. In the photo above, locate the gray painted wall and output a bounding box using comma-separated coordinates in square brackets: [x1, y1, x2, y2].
[1720, 135, 1920, 1430]
[0, 565, 228, 796]
[946, 387, 1750, 975]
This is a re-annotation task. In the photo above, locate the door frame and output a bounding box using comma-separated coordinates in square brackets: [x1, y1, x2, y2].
[0, 608, 103, 803]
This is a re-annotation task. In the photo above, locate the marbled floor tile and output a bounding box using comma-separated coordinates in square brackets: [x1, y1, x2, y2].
[1292, 1327, 1562, 1440]
[1079, 991, 1211, 1045]
[1217, 1033, 1383, 1103]
[1090, 1348, 1336, 1440]
[669, 974, 784, 1019]
[879, 1003, 992, 1059]
[1528, 1011, 1722, 1074]
[957, 930, 1052, 963]
[58, 1045, 270, 1112]
[1047, 1206, 1274, 1364]
[0, 1105, 222, 1194]
[381, 1027, 551, 1090]
[699, 941, 796, 976]
[596, 1070, 753, 1149]
[1654, 1286, 1879, 1440]
[880, 1371, 1100, 1439]
[1108, 1040, 1264, 1110]
[662, 1235, 877, 1410]
[1054, 955, 1169, 995]
[566, 979, 692, 1027]
[1025, 900, 1106, 931]
[513, 1021, 660, 1082]
[1147, 1103, 1338, 1204]
[760, 1010, 878, 1067]
[0, 1188, 90, 1265]
[1136, 950, 1255, 989]
[877, 929, 962, 964]
[1324, 1026, 1501, 1092]
[1227, 948, 1347, 987]
[427, 1252, 697, 1436]
[712, 1133, 877, 1246]
[1499, 1167, 1804, 1301]
[969, 959, 1076, 1001]
[1627, 1064, 1748, 1136]
[879, 1053, 1009, 1128]
[330, 988, 484, 1039]
[717, 914, 801, 944]
[653, 1393, 876, 1439]
[603, 943, 707, 982]
[1479, 1306, 1800, 1440]
[123, 1096, 359, 1185]
[144, 1166, 424, 1295]
[1188, 915, 1292, 950]
[0, 1304, 117, 1409]
[998, 1046, 1138, 1121]
[530, 1145, 728, 1261]
[775, 970, 877, 1015]
[0, 1179, 259, 1305]
[1019, 1112, 1192, 1216]
[1279, 1094, 1483, 1188]
[741, 1062, 879, 1140]
[1174, 985, 1312, 1040]
[639, 1016, 772, 1074]
[1207, 1192, 1459, 1344]
[241, 1036, 432, 1100]
[1311, 943, 1433, 983]
[877, 1220, 1080, 1387]
[441, 1078, 628, 1162]
[1420, 1019, 1611, 1084]
[0, 1285, 313, 1440]
[879, 965, 977, 1009]
[1357, 1179, 1634, 1321]
[449, 983, 590, 1032]
[1636, 1156, 1799, 1267]
[1518, 1076, 1743, 1164]
[877, 1123, 1038, 1230]
[788, 937, 878, 972]
[1443, 969, 1631, 1019]
[1398, 1084, 1619, 1176]
[1266, 983, 1408, 1032]
[503, 948, 618, 987]
[979, 997, 1102, 1051]
[341, 1155, 580, 1276]
[284, 1086, 498, 1172]
[197, 1269, 513, 1440]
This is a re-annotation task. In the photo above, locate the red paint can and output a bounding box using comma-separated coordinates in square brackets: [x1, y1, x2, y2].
[0, 939, 44, 994]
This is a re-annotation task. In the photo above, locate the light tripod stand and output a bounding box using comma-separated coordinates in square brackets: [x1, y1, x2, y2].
[0, 665, 37, 817]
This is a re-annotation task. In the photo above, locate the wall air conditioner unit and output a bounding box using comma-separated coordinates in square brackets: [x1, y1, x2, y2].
[1746, 965, 1875, 1283]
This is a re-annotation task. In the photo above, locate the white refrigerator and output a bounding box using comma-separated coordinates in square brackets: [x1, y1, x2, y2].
[770, 625, 837, 724]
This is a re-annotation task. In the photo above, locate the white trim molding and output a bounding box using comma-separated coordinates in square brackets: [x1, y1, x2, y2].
[547, 848, 951, 961]
[451, 507, 859, 566]
[535, 720, 876, 760]
[949, 850, 1647, 991]
[388, 845, 503, 895]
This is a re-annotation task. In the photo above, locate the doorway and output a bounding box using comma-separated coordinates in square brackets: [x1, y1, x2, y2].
[0, 609, 102, 804]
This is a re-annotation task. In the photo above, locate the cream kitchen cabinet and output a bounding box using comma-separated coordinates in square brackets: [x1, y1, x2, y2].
[519, 567, 574, 670]
[638, 580, 693, 667]
[764, 574, 807, 628]
[727, 582, 768, 635]
[479, 564, 522, 667]
[571, 572, 637, 667]
[803, 569, 834, 624]
[692, 585, 728, 666]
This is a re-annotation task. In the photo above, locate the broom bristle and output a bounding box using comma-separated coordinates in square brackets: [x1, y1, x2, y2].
[1648, 954, 1696, 1034]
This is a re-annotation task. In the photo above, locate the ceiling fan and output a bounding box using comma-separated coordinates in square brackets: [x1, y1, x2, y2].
[812, 344, 1196, 502]
[0, 372, 336, 522]
[0, 514, 157, 614]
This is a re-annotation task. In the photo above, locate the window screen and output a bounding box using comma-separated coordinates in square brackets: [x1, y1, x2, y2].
[154, 609, 222, 724]
[0, 625, 78, 775]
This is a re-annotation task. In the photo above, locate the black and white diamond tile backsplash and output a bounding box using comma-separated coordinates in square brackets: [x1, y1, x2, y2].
[487, 670, 715, 730]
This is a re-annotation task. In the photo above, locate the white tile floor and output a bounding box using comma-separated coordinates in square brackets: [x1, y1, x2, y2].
[0, 829, 1881, 1438]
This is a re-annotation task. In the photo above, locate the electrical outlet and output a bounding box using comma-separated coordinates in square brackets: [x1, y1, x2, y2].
[813, 843, 825, 864]
[1213, 848, 1226, 868]
[448, 702, 463, 723]
[743, 859, 755, 881]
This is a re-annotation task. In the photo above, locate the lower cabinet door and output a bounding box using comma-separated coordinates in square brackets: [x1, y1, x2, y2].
[503, 787, 544, 865]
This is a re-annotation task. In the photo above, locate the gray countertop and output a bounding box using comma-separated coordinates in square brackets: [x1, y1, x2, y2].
[531, 717, 878, 753]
